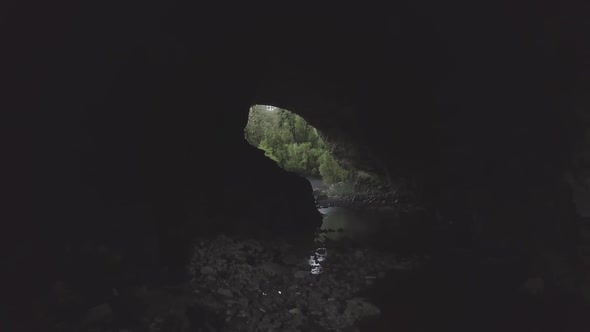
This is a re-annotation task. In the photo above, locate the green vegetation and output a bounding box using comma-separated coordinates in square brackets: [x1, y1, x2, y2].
[245, 105, 349, 184]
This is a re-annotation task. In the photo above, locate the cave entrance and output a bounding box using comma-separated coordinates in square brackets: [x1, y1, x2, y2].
[244, 105, 349, 192]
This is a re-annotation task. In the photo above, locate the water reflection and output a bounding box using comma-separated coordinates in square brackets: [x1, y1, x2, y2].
[307, 206, 399, 275]
[308, 247, 328, 274]
[318, 206, 397, 244]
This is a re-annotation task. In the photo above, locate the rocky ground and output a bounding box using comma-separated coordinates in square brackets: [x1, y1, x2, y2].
[313, 189, 423, 213]
[187, 234, 428, 332]
[25, 232, 428, 332]
[20, 191, 590, 331]
[314, 189, 389, 208]
[21, 223, 590, 332]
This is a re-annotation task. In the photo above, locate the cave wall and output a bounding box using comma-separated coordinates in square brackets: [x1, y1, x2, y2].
[249, 3, 587, 251]
[8, 0, 588, 311]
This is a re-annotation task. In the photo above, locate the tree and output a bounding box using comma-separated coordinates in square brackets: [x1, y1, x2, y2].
[258, 138, 279, 163]
[244, 105, 348, 181]
[319, 151, 349, 184]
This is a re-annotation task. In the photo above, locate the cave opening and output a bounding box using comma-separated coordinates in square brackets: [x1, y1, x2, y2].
[9, 2, 590, 331]
[244, 104, 397, 210]
[244, 105, 349, 199]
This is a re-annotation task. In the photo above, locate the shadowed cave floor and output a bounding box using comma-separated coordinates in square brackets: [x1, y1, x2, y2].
[24, 207, 590, 332]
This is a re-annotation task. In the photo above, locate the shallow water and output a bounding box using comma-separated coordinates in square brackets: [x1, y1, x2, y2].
[304, 206, 404, 277]
[315, 206, 414, 254]
[318, 207, 398, 241]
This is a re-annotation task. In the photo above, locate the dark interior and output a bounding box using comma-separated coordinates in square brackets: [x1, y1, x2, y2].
[6, 1, 589, 331]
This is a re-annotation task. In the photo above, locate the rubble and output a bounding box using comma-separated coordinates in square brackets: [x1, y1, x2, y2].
[188, 234, 427, 331]
[26, 234, 426, 332]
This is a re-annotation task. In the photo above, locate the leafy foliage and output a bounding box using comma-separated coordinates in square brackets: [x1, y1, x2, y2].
[245, 105, 349, 184]
[319, 151, 349, 184]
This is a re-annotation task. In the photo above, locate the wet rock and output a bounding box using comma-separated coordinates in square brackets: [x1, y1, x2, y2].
[344, 297, 381, 319]
[187, 234, 427, 331]
[217, 288, 234, 298]
[238, 297, 249, 307]
[260, 261, 288, 275]
[200, 266, 216, 275]
[282, 254, 299, 265]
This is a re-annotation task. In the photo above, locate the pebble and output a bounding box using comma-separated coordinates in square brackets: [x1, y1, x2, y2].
[282, 254, 299, 265]
[217, 288, 234, 297]
[188, 234, 424, 331]
[201, 266, 216, 275]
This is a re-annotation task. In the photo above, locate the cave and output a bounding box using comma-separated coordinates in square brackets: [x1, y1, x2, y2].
[244, 104, 365, 199]
[7, 1, 590, 331]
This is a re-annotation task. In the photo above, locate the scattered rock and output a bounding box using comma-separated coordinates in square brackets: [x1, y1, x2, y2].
[217, 288, 234, 298]
[260, 261, 288, 275]
[238, 297, 249, 307]
[282, 254, 299, 265]
[188, 234, 425, 331]
[345, 298, 381, 319]
[200, 266, 216, 275]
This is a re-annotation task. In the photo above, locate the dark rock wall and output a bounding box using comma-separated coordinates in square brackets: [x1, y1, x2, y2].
[250, 3, 587, 254]
[7, 0, 588, 315]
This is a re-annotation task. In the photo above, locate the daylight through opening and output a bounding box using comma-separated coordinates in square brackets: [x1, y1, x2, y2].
[244, 105, 399, 209]
[244, 105, 348, 187]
